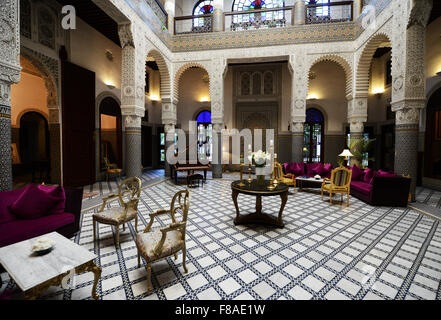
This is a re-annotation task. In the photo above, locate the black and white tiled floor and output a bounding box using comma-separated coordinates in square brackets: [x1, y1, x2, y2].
[1, 177, 441, 300]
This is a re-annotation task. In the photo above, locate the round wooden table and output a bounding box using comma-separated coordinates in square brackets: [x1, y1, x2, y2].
[231, 180, 289, 228]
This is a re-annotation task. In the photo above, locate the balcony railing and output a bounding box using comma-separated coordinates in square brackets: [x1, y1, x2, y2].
[306, 1, 353, 24]
[145, 0, 168, 28]
[174, 14, 213, 35]
[224, 6, 293, 31]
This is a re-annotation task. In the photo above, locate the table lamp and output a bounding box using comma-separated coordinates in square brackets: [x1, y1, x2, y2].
[339, 149, 353, 167]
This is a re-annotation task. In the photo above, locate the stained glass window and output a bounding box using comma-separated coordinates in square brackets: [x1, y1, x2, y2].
[303, 108, 324, 163]
[193, 0, 214, 27]
[196, 111, 212, 162]
[232, 0, 285, 24]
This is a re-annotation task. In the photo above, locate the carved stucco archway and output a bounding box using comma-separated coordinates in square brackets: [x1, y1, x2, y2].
[307, 54, 353, 98]
[173, 62, 211, 102]
[355, 33, 392, 95]
[146, 49, 172, 100]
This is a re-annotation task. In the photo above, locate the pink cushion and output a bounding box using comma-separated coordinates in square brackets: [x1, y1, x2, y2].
[293, 163, 305, 177]
[0, 213, 75, 248]
[351, 181, 372, 194]
[305, 163, 320, 177]
[351, 165, 365, 181]
[313, 163, 330, 177]
[0, 188, 25, 224]
[369, 171, 381, 184]
[37, 185, 66, 215]
[363, 168, 374, 183]
[9, 184, 60, 220]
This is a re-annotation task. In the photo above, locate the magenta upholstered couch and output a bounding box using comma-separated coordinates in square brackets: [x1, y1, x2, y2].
[0, 186, 83, 248]
[284, 163, 411, 207]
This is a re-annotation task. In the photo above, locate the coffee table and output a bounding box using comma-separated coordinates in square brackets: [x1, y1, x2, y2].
[296, 176, 325, 191]
[231, 180, 289, 228]
[0, 232, 101, 300]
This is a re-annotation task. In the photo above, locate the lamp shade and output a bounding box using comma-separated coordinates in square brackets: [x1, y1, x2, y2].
[339, 149, 354, 157]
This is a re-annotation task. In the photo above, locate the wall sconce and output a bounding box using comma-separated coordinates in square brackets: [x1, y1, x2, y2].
[200, 97, 210, 103]
[372, 88, 385, 99]
[307, 94, 318, 100]
[149, 95, 160, 101]
[106, 82, 115, 90]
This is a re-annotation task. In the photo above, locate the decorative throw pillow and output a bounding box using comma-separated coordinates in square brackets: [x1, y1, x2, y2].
[9, 184, 59, 220]
[37, 184, 66, 215]
[314, 163, 329, 177]
[324, 163, 333, 172]
[363, 168, 374, 183]
[284, 163, 291, 174]
[369, 171, 381, 184]
[351, 165, 364, 181]
[293, 163, 305, 177]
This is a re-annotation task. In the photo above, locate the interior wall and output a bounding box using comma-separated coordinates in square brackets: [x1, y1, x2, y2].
[69, 17, 122, 101]
[145, 66, 162, 124]
[426, 16, 441, 98]
[177, 67, 210, 132]
[308, 61, 347, 134]
[10, 71, 48, 127]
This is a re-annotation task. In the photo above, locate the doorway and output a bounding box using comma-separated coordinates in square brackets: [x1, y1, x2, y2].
[303, 108, 324, 163]
[424, 87, 441, 179]
[99, 97, 122, 172]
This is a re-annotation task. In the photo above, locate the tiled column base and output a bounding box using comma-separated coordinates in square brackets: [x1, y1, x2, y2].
[212, 131, 222, 178]
[164, 140, 173, 177]
[291, 132, 303, 163]
[395, 124, 418, 201]
[49, 123, 61, 184]
[0, 108, 12, 191]
[125, 127, 142, 178]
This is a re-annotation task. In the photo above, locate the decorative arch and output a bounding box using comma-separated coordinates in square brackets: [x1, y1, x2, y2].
[355, 33, 392, 95]
[307, 54, 353, 97]
[146, 49, 171, 100]
[19, 50, 58, 110]
[173, 62, 210, 101]
[16, 109, 49, 125]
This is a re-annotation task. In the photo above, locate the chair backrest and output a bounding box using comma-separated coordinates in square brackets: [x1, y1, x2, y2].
[273, 162, 284, 180]
[103, 157, 111, 170]
[330, 166, 352, 188]
[118, 177, 142, 209]
[169, 189, 191, 224]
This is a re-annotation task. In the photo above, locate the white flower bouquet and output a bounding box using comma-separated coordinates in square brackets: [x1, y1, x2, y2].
[248, 150, 271, 168]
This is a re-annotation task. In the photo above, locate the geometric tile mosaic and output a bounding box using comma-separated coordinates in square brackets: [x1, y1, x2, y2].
[1, 174, 440, 300]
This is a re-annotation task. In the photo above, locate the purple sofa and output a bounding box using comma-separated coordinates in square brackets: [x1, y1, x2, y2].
[0, 186, 83, 248]
[283, 163, 411, 207]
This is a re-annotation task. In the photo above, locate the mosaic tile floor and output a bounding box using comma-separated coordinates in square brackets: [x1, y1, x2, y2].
[1, 178, 441, 300]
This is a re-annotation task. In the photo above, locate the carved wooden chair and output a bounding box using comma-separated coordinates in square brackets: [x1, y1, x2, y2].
[136, 190, 191, 294]
[273, 161, 296, 190]
[321, 166, 352, 206]
[103, 157, 122, 182]
[93, 177, 141, 247]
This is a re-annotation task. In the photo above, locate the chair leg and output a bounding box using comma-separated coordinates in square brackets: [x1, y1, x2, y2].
[93, 218, 97, 243]
[115, 225, 120, 247]
[174, 253, 178, 260]
[137, 251, 141, 268]
[330, 193, 333, 204]
[123, 223, 126, 231]
[182, 247, 188, 273]
[347, 192, 350, 207]
[321, 188, 324, 200]
[341, 194, 343, 202]
[135, 216, 138, 233]
[146, 264, 153, 294]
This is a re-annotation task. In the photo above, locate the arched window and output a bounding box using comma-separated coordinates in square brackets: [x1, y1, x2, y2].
[303, 108, 324, 163]
[196, 111, 212, 162]
[193, 0, 214, 27]
[232, 0, 285, 24]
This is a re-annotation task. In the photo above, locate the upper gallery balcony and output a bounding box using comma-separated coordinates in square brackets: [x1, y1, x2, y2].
[173, 1, 355, 35]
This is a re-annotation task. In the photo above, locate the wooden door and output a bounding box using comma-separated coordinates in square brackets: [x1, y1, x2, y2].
[62, 61, 96, 187]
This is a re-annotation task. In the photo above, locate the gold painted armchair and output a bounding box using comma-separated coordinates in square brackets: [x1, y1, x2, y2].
[93, 177, 141, 247]
[321, 166, 352, 206]
[103, 157, 122, 182]
[274, 162, 296, 189]
[136, 190, 191, 294]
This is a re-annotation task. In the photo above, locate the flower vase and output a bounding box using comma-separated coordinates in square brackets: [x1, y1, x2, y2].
[255, 167, 266, 185]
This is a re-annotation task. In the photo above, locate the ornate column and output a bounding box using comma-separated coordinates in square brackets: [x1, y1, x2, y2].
[210, 59, 226, 179]
[164, 0, 175, 34]
[391, 0, 432, 200]
[119, 23, 146, 179]
[162, 97, 177, 177]
[347, 96, 368, 166]
[289, 54, 307, 163]
[294, 0, 306, 25]
[0, 0, 21, 191]
[212, 0, 224, 32]
[291, 122, 304, 163]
